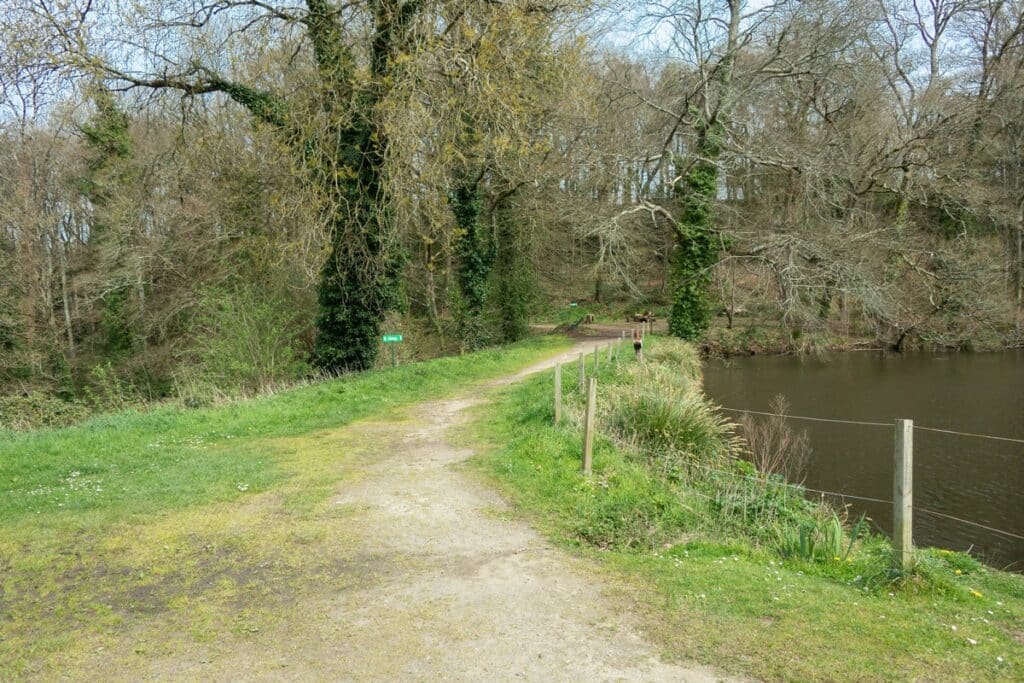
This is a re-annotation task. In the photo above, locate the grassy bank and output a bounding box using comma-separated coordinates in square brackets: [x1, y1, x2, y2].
[469, 337, 1024, 681]
[0, 335, 570, 678]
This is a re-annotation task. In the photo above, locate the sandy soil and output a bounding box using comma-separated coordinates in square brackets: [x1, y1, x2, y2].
[103, 341, 737, 682]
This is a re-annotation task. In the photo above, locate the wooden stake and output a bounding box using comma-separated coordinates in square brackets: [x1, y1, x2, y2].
[553, 363, 562, 425]
[578, 352, 585, 392]
[606, 343, 613, 363]
[593, 345, 599, 371]
[893, 419, 914, 571]
[582, 377, 597, 474]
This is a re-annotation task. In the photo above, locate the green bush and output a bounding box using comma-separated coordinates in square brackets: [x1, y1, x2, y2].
[175, 287, 310, 400]
[0, 392, 92, 431]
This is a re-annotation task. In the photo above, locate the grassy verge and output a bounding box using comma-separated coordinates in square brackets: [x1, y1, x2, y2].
[0, 335, 570, 678]
[468, 336, 1024, 681]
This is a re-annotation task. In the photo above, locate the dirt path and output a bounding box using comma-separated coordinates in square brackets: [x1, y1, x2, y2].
[130, 341, 734, 681]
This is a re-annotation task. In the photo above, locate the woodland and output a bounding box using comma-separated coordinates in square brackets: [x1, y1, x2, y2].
[2, 0, 1023, 421]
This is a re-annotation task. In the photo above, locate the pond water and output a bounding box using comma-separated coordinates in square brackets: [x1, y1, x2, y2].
[702, 351, 1024, 570]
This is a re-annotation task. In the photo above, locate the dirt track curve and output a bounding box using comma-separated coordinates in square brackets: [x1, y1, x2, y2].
[126, 340, 738, 682]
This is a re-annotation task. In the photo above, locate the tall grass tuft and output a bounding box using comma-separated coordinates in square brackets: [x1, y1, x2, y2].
[607, 382, 735, 473]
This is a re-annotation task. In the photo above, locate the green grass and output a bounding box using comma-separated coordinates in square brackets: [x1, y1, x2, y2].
[0, 335, 571, 678]
[0, 336, 568, 524]
[468, 337, 1024, 681]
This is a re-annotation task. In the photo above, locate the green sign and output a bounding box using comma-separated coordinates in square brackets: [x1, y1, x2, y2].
[382, 334, 403, 343]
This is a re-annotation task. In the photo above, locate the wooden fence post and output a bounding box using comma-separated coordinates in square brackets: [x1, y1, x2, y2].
[554, 363, 562, 425]
[594, 345, 599, 371]
[606, 343, 613, 363]
[578, 352, 585, 392]
[893, 418, 914, 570]
[582, 377, 597, 474]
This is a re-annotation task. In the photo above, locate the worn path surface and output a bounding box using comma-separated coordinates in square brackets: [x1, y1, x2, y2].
[120, 341, 734, 681]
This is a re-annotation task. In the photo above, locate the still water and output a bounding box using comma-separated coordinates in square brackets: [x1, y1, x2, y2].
[702, 351, 1024, 569]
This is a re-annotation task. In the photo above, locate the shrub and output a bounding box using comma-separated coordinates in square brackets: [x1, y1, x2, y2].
[0, 392, 92, 431]
[737, 395, 811, 483]
[175, 287, 310, 400]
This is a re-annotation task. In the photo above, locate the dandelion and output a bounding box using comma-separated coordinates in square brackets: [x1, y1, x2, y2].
[969, 589, 983, 598]
[954, 569, 962, 575]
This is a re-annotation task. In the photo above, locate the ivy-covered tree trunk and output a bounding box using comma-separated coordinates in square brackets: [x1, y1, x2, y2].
[490, 200, 533, 344]
[79, 86, 136, 357]
[669, 129, 723, 341]
[313, 103, 397, 371]
[309, 1, 410, 372]
[666, 1, 738, 342]
[450, 175, 494, 351]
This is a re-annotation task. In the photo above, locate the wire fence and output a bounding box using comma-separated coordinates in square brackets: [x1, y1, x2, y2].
[556, 339, 1024, 555]
[715, 407, 1024, 541]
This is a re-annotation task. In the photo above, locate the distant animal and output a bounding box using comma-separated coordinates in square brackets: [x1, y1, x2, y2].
[628, 311, 656, 323]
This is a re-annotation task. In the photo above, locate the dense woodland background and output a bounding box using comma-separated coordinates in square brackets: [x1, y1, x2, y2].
[1, 0, 1023, 426]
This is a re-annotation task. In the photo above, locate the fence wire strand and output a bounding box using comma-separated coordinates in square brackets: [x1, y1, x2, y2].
[913, 425, 1024, 445]
[917, 508, 1024, 541]
[717, 407, 891, 428]
[717, 407, 1024, 445]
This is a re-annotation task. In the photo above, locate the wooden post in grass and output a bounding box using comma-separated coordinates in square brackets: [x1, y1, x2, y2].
[554, 363, 562, 425]
[607, 343, 613, 363]
[578, 352, 585, 392]
[582, 377, 597, 474]
[893, 419, 914, 570]
[593, 345, 599, 371]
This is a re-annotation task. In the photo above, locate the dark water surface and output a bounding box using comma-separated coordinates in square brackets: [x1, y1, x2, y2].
[702, 351, 1024, 569]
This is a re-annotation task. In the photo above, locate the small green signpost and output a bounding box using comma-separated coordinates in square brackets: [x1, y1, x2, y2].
[382, 334, 403, 367]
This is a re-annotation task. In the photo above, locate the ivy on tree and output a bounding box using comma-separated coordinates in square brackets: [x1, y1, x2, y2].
[450, 173, 495, 351]
[669, 131, 724, 341]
